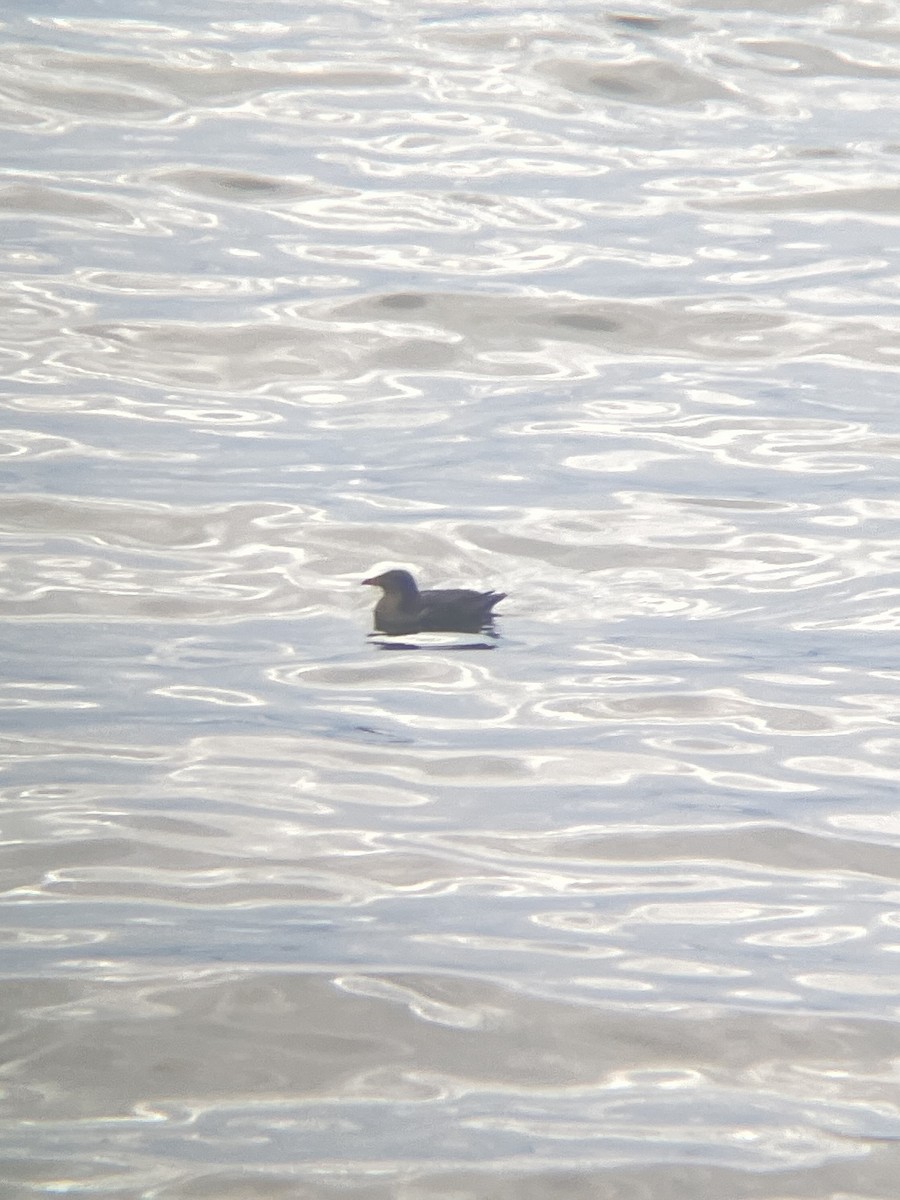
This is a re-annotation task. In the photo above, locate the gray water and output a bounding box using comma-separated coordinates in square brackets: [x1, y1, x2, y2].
[3, 1, 900, 1196]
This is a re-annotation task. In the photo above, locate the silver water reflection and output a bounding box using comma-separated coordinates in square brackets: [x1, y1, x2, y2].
[3, 0, 900, 1195]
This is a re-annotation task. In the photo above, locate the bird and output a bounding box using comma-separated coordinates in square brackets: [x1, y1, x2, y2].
[362, 568, 506, 636]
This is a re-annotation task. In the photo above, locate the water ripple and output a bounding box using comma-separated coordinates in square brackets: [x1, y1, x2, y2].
[6, 0, 900, 1192]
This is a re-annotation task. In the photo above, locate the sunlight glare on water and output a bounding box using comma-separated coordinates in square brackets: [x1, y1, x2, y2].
[3, 0, 900, 1196]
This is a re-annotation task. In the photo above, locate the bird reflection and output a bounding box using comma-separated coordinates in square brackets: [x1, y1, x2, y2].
[369, 635, 498, 652]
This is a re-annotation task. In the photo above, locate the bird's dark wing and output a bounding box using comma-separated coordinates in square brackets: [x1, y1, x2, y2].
[414, 587, 506, 632]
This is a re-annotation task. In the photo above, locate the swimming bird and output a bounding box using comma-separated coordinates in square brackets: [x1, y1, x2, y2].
[362, 568, 506, 635]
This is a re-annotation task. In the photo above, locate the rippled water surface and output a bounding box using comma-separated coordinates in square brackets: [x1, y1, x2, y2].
[4, 0, 900, 1196]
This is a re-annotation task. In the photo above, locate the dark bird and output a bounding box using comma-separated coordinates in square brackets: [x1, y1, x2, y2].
[362, 568, 506, 635]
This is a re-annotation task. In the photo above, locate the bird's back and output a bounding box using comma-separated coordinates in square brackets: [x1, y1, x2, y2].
[416, 587, 506, 632]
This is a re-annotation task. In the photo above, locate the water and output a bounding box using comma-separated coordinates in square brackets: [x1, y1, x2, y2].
[3, 0, 900, 1196]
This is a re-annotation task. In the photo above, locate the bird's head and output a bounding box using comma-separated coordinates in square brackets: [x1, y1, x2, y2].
[362, 568, 419, 596]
